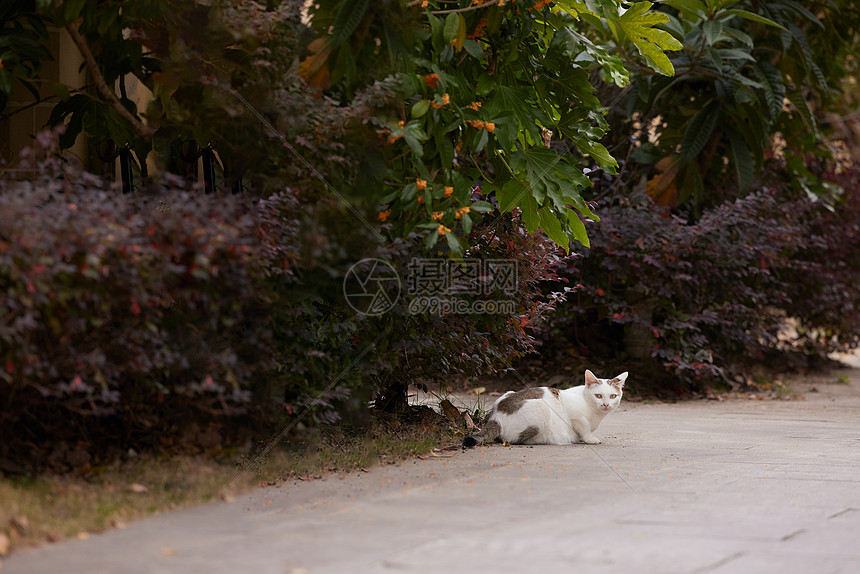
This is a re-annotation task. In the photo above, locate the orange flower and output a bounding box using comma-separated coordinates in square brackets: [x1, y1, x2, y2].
[467, 18, 487, 39]
[416, 178, 427, 191]
[455, 207, 471, 219]
[420, 0, 428, 6]
[444, 186, 454, 198]
[398, 120, 405, 127]
[417, 196, 425, 204]
[431, 211, 444, 221]
[467, 102, 482, 111]
[387, 134, 403, 143]
[485, 122, 495, 132]
[529, 0, 552, 10]
[378, 210, 391, 222]
[467, 119, 486, 129]
[423, 73, 440, 89]
[431, 93, 450, 109]
[437, 224, 451, 236]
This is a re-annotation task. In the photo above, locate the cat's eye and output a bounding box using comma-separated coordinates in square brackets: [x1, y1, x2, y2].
[610, 394, 617, 399]
[594, 394, 602, 399]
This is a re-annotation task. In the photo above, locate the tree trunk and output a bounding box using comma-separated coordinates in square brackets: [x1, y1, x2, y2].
[374, 376, 409, 415]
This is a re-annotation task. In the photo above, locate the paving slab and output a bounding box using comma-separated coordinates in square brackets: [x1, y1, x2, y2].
[5, 357, 860, 574]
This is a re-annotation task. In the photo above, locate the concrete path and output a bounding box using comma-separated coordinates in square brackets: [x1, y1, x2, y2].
[6, 357, 860, 574]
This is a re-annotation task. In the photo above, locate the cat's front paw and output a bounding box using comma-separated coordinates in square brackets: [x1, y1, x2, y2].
[582, 436, 601, 445]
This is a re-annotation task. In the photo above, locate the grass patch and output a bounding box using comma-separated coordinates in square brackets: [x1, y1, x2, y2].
[0, 408, 460, 555]
[770, 380, 794, 399]
[0, 453, 284, 553]
[267, 410, 461, 480]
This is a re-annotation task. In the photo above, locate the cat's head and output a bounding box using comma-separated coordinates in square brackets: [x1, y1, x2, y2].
[584, 370, 627, 412]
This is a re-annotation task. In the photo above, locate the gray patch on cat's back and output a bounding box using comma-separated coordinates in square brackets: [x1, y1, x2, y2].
[496, 387, 545, 414]
[517, 425, 539, 443]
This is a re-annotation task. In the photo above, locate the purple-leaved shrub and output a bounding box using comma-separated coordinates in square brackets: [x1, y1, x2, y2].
[544, 175, 860, 393]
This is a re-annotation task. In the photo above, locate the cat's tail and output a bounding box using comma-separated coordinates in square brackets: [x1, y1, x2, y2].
[463, 419, 501, 448]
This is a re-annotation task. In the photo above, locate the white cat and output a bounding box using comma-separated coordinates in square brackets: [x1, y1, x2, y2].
[463, 370, 627, 447]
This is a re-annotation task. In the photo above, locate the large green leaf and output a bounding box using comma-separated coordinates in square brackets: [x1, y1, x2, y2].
[552, 0, 594, 18]
[551, 65, 601, 109]
[726, 126, 754, 192]
[521, 191, 540, 233]
[702, 20, 723, 46]
[555, 27, 629, 87]
[496, 149, 596, 250]
[539, 207, 569, 250]
[786, 89, 816, 132]
[567, 211, 590, 249]
[443, 13, 459, 44]
[488, 85, 547, 142]
[328, 0, 369, 48]
[678, 102, 719, 164]
[661, 0, 707, 21]
[723, 9, 785, 29]
[787, 22, 829, 95]
[752, 61, 785, 119]
[576, 140, 618, 173]
[615, 2, 683, 76]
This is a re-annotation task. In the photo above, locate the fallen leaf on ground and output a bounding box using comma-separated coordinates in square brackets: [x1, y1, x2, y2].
[10, 517, 29, 537]
[467, 387, 486, 395]
[162, 548, 176, 556]
[439, 399, 462, 423]
[430, 445, 460, 457]
[128, 483, 149, 493]
[0, 533, 9, 556]
[430, 451, 456, 458]
[464, 412, 477, 430]
[77, 532, 89, 540]
[220, 493, 236, 503]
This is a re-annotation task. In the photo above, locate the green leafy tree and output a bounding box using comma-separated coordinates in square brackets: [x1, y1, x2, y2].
[307, 0, 682, 255]
[596, 0, 860, 214]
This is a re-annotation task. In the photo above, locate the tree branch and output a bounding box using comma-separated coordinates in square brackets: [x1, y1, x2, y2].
[64, 20, 154, 143]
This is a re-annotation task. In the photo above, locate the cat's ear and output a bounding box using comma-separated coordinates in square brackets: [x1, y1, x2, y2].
[584, 369, 599, 387]
[612, 372, 628, 389]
